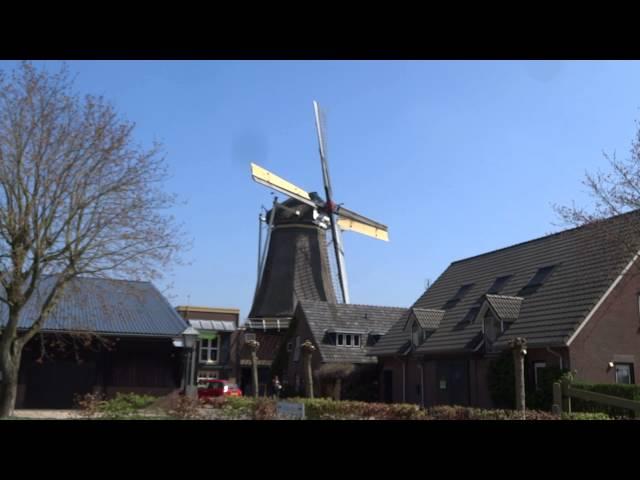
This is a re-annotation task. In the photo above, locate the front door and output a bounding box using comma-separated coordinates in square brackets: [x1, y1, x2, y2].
[435, 359, 469, 406]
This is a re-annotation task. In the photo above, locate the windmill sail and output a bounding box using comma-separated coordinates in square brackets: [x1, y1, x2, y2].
[313, 100, 350, 304]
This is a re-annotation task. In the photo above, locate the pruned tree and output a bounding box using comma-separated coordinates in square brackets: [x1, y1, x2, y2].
[0, 62, 182, 417]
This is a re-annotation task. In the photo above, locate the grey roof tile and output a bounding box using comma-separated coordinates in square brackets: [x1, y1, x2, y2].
[297, 301, 407, 364]
[485, 295, 523, 321]
[376, 210, 640, 355]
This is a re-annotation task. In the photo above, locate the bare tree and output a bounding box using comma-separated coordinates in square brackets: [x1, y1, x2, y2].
[555, 119, 640, 259]
[556, 120, 640, 224]
[0, 62, 182, 417]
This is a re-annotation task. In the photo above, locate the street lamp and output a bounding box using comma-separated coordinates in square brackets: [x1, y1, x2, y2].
[181, 326, 200, 398]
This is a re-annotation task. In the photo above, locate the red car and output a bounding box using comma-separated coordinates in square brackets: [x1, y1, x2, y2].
[197, 379, 243, 401]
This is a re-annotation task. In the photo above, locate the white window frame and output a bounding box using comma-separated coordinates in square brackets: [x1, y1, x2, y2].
[199, 337, 220, 364]
[615, 363, 633, 384]
[198, 371, 219, 381]
[533, 361, 546, 390]
[335, 333, 362, 348]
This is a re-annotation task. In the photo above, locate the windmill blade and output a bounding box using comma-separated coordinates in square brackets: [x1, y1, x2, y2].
[337, 217, 390, 242]
[336, 206, 388, 232]
[250, 162, 317, 208]
[313, 101, 333, 199]
[313, 100, 349, 303]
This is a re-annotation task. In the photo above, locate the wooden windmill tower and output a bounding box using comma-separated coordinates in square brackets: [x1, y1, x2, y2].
[246, 101, 389, 330]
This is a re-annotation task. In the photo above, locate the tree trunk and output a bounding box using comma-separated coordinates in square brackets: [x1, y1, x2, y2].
[304, 351, 314, 399]
[0, 353, 21, 418]
[333, 378, 342, 401]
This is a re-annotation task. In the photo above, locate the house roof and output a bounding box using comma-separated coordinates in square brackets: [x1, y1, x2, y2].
[412, 308, 445, 330]
[376, 210, 640, 355]
[296, 300, 407, 364]
[484, 295, 523, 322]
[0, 276, 188, 338]
[189, 320, 236, 332]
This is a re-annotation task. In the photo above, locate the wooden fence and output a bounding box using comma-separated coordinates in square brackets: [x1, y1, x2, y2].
[552, 380, 640, 417]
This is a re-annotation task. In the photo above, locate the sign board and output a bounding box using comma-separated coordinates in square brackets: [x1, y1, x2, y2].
[277, 401, 305, 420]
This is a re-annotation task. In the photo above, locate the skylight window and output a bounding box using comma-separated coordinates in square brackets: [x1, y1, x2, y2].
[518, 266, 556, 295]
[443, 283, 474, 309]
[474, 275, 513, 305]
[488, 275, 512, 294]
[463, 306, 481, 324]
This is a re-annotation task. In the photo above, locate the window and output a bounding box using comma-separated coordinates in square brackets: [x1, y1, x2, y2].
[488, 275, 512, 294]
[615, 363, 634, 384]
[335, 333, 362, 348]
[199, 337, 219, 363]
[533, 362, 546, 390]
[463, 306, 481, 323]
[473, 275, 513, 305]
[412, 321, 421, 346]
[443, 283, 474, 309]
[197, 371, 219, 383]
[482, 312, 502, 349]
[518, 266, 556, 296]
[293, 336, 301, 362]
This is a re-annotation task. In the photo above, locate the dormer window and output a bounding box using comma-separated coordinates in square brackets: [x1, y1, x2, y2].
[482, 311, 502, 350]
[335, 333, 362, 348]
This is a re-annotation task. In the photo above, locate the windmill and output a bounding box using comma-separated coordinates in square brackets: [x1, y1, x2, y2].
[247, 101, 389, 328]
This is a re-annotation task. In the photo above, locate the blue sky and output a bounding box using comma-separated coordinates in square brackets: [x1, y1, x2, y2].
[2, 60, 640, 319]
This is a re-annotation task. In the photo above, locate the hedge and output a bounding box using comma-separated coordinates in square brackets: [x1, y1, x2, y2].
[205, 397, 559, 420]
[569, 383, 640, 418]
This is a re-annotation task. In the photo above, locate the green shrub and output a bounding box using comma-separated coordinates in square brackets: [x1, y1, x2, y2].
[487, 351, 515, 409]
[425, 405, 558, 420]
[569, 383, 640, 418]
[561, 412, 611, 420]
[287, 397, 427, 420]
[99, 393, 156, 419]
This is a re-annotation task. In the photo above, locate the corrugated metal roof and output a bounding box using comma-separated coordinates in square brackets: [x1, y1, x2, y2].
[0, 276, 187, 337]
[189, 319, 236, 332]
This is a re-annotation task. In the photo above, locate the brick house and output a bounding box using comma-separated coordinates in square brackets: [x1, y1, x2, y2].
[372, 211, 640, 407]
[279, 300, 406, 400]
[175, 306, 240, 383]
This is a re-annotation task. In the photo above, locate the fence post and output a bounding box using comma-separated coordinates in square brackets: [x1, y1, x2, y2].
[552, 382, 562, 415]
[561, 378, 571, 414]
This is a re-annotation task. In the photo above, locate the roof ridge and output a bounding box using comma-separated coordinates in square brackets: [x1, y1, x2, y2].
[484, 294, 524, 300]
[450, 209, 640, 266]
[298, 300, 407, 311]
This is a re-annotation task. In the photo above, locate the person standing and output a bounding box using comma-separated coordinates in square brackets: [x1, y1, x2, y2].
[272, 376, 283, 399]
